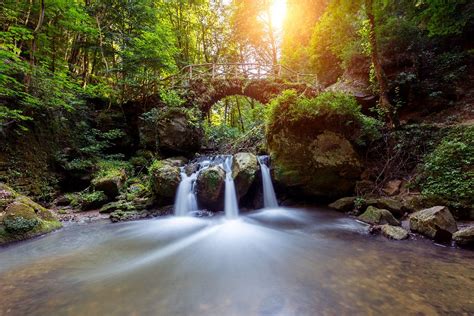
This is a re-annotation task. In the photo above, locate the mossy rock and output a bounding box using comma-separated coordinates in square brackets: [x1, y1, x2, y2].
[80, 191, 109, 211]
[149, 159, 181, 204]
[358, 206, 400, 226]
[271, 130, 363, 198]
[232, 153, 259, 201]
[91, 161, 129, 198]
[328, 197, 356, 212]
[0, 186, 62, 245]
[196, 166, 225, 212]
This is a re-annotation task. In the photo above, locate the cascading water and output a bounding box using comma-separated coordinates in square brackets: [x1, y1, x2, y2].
[258, 155, 279, 208]
[174, 168, 198, 216]
[223, 156, 239, 219]
[173, 155, 240, 218]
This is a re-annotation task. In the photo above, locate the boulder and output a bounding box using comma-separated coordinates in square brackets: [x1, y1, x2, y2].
[328, 197, 356, 212]
[196, 166, 225, 212]
[358, 206, 400, 226]
[452, 226, 474, 246]
[0, 184, 62, 244]
[139, 107, 202, 156]
[409, 206, 458, 241]
[380, 224, 409, 240]
[80, 191, 109, 211]
[271, 130, 363, 198]
[366, 197, 404, 217]
[150, 161, 181, 204]
[232, 153, 259, 201]
[91, 162, 128, 199]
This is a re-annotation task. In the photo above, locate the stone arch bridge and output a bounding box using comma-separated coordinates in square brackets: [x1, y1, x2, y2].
[163, 63, 321, 113]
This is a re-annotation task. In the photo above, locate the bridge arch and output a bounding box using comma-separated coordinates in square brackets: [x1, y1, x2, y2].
[162, 63, 321, 114]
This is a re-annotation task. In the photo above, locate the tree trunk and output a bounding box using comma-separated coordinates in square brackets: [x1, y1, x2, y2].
[365, 0, 397, 128]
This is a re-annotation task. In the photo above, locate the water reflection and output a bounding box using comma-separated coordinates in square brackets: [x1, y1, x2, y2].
[0, 207, 473, 315]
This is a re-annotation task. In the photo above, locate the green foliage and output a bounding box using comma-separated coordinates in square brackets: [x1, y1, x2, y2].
[266, 90, 381, 144]
[93, 160, 131, 182]
[421, 126, 474, 209]
[417, 0, 472, 37]
[148, 160, 164, 174]
[4, 217, 39, 234]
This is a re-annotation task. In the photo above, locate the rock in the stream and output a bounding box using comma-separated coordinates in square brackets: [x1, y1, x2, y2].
[0, 183, 61, 244]
[232, 152, 259, 201]
[196, 166, 225, 212]
[380, 224, 409, 240]
[328, 197, 356, 212]
[452, 227, 474, 246]
[149, 159, 182, 204]
[358, 206, 400, 226]
[409, 206, 458, 241]
[272, 130, 363, 198]
[366, 197, 404, 217]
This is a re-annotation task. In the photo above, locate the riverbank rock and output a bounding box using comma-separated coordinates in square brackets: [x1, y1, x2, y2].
[380, 224, 409, 240]
[358, 206, 400, 226]
[452, 226, 474, 246]
[366, 197, 404, 217]
[196, 166, 225, 211]
[232, 153, 259, 201]
[409, 206, 458, 241]
[0, 183, 61, 244]
[271, 130, 362, 198]
[149, 159, 182, 204]
[328, 197, 356, 212]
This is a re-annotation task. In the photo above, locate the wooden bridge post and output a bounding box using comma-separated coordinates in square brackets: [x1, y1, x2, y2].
[189, 65, 193, 80]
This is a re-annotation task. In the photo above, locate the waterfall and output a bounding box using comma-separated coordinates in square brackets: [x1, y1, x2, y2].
[174, 168, 198, 216]
[223, 156, 239, 219]
[173, 155, 240, 218]
[258, 156, 279, 208]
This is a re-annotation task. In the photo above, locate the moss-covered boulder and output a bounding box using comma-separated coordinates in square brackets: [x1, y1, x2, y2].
[232, 152, 259, 201]
[149, 159, 182, 204]
[80, 191, 109, 211]
[358, 206, 400, 226]
[0, 183, 61, 245]
[266, 91, 378, 198]
[196, 166, 225, 211]
[328, 197, 356, 212]
[366, 197, 404, 217]
[91, 161, 129, 199]
[409, 206, 458, 241]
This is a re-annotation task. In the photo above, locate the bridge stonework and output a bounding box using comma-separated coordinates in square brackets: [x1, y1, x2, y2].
[183, 78, 318, 113]
[164, 63, 321, 113]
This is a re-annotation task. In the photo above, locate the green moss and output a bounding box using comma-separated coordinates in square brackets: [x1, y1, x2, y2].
[92, 160, 129, 185]
[420, 126, 474, 214]
[4, 216, 39, 233]
[148, 160, 164, 173]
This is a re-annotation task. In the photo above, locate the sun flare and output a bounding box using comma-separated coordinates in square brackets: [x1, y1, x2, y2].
[270, 0, 287, 31]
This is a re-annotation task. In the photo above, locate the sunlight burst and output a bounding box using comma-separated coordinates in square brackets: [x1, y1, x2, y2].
[270, 0, 287, 31]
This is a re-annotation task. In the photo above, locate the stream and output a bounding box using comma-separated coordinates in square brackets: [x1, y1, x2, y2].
[0, 207, 473, 315]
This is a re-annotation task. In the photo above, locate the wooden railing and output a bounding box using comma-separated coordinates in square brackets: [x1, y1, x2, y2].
[163, 63, 319, 87]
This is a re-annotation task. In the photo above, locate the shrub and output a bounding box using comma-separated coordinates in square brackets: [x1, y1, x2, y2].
[421, 126, 474, 211]
[266, 90, 381, 145]
[4, 217, 39, 234]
